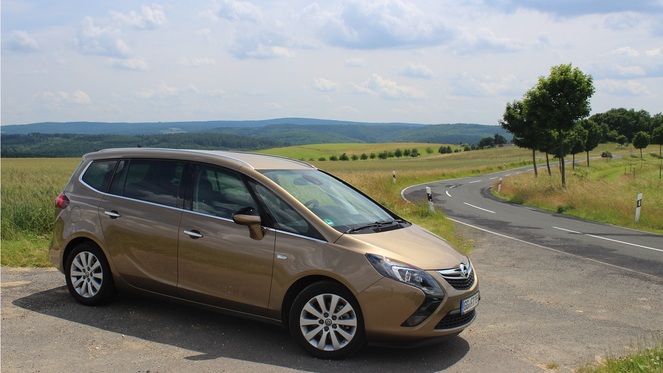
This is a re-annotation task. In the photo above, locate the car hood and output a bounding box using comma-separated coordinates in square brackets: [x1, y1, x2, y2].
[334, 224, 467, 270]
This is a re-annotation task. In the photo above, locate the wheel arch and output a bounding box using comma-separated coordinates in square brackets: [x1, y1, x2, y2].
[62, 237, 108, 271]
[281, 275, 355, 329]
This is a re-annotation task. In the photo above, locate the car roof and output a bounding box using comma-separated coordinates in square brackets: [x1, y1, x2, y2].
[89, 148, 316, 170]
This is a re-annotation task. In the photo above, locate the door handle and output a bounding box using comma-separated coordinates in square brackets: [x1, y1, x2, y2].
[183, 229, 203, 239]
[104, 210, 121, 219]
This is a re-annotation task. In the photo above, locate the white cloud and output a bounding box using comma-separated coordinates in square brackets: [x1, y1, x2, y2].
[313, 78, 340, 92]
[455, 27, 528, 54]
[613, 47, 640, 57]
[5, 30, 39, 52]
[596, 79, 650, 96]
[451, 73, 521, 97]
[36, 90, 91, 105]
[217, 0, 262, 23]
[316, 0, 453, 49]
[645, 48, 662, 56]
[137, 83, 198, 99]
[110, 4, 167, 29]
[483, 0, 663, 17]
[178, 57, 217, 66]
[400, 63, 434, 79]
[106, 57, 150, 70]
[345, 58, 366, 67]
[75, 17, 131, 57]
[354, 73, 426, 99]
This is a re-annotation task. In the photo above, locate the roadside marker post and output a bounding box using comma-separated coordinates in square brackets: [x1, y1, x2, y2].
[392, 171, 396, 184]
[498, 177, 503, 193]
[426, 187, 434, 212]
[635, 193, 643, 223]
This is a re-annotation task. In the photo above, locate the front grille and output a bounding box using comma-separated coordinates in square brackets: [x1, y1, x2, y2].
[435, 309, 476, 330]
[437, 262, 475, 290]
[444, 271, 475, 290]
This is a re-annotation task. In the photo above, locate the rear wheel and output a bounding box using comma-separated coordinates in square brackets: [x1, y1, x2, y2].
[65, 242, 115, 306]
[289, 281, 365, 359]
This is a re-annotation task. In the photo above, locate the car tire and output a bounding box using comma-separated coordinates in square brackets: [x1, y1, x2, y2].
[289, 281, 365, 359]
[65, 242, 116, 306]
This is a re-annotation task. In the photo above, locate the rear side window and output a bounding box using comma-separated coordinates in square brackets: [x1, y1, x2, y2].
[81, 160, 117, 192]
[109, 159, 184, 207]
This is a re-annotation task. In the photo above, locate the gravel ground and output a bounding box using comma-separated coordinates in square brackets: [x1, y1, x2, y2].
[2, 226, 662, 372]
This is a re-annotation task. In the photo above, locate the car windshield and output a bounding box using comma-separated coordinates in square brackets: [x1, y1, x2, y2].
[259, 169, 402, 234]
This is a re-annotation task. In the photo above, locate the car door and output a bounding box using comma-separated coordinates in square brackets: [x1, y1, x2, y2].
[98, 158, 184, 295]
[177, 164, 276, 315]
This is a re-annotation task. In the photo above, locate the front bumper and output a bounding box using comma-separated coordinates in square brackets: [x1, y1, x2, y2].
[356, 270, 479, 343]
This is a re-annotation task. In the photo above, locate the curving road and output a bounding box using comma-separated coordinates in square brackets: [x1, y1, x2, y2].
[402, 165, 663, 279]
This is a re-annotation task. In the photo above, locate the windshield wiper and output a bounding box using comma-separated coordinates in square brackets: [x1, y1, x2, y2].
[345, 219, 407, 234]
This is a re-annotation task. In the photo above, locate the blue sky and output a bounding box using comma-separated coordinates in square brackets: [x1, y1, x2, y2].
[2, 0, 662, 126]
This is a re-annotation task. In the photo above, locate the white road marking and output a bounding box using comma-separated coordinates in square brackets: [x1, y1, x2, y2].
[469, 180, 482, 184]
[448, 218, 659, 279]
[446, 191, 451, 197]
[463, 202, 495, 214]
[553, 227, 663, 253]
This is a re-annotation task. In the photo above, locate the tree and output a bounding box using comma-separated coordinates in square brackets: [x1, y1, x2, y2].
[579, 119, 602, 166]
[500, 100, 541, 177]
[525, 64, 594, 187]
[567, 123, 588, 170]
[651, 114, 663, 158]
[394, 148, 403, 158]
[633, 131, 650, 159]
[590, 108, 651, 142]
[494, 133, 508, 146]
[616, 134, 628, 147]
[478, 137, 495, 149]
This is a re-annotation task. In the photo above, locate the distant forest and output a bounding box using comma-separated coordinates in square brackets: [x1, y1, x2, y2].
[0, 133, 287, 158]
[0, 120, 512, 157]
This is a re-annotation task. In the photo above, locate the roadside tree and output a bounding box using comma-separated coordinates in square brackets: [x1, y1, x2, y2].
[500, 100, 541, 177]
[579, 119, 602, 166]
[633, 131, 650, 159]
[525, 64, 594, 187]
[651, 115, 663, 158]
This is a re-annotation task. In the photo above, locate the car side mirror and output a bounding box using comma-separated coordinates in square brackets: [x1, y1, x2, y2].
[232, 207, 264, 240]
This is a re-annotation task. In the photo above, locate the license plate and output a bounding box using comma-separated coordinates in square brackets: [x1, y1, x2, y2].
[461, 291, 480, 315]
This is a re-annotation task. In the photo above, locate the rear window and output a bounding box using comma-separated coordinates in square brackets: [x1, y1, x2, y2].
[81, 160, 117, 192]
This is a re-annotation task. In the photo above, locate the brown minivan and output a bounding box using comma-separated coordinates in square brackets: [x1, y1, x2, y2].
[50, 148, 479, 359]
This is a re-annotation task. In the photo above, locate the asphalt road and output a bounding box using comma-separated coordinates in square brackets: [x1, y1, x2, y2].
[402, 165, 663, 278]
[2, 167, 663, 372]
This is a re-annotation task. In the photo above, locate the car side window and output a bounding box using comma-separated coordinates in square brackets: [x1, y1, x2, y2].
[192, 164, 256, 218]
[253, 183, 323, 240]
[81, 160, 117, 192]
[109, 159, 184, 207]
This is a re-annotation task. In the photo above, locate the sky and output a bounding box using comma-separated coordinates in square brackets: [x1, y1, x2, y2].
[2, 0, 662, 126]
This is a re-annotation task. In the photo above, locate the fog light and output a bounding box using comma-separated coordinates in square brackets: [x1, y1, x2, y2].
[401, 298, 442, 327]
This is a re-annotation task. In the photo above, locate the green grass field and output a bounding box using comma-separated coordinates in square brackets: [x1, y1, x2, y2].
[495, 148, 663, 233]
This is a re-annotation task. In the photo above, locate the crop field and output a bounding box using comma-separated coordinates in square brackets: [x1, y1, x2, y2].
[2, 143, 661, 267]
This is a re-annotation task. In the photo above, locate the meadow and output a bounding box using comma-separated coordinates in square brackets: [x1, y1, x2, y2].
[495, 150, 663, 233]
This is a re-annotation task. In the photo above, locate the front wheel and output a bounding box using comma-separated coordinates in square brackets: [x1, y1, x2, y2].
[289, 281, 365, 359]
[64, 242, 115, 306]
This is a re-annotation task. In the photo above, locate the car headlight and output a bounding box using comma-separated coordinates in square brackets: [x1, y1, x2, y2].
[366, 254, 444, 298]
